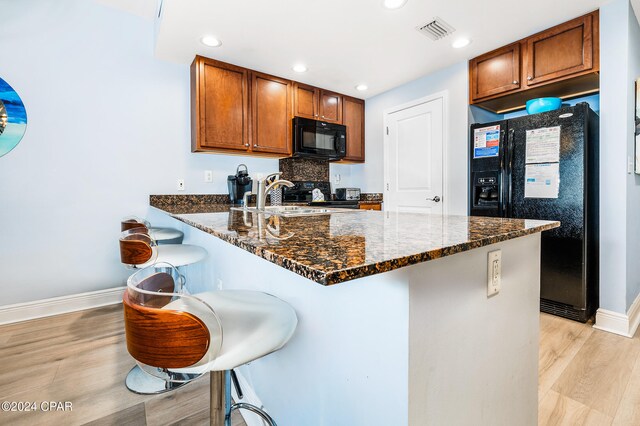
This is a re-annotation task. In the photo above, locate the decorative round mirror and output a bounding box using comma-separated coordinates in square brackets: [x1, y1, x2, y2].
[0, 77, 27, 158]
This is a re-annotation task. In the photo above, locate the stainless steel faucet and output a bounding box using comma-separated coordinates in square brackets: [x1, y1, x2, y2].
[256, 172, 294, 210]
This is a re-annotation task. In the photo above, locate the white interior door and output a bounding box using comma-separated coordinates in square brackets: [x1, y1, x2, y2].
[384, 96, 444, 213]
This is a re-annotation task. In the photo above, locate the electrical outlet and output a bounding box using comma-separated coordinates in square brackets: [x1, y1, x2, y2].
[216, 278, 223, 290]
[334, 173, 341, 183]
[628, 156, 634, 174]
[177, 179, 185, 191]
[204, 170, 213, 183]
[487, 250, 501, 297]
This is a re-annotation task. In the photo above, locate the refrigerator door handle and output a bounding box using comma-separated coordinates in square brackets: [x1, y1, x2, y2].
[506, 129, 515, 216]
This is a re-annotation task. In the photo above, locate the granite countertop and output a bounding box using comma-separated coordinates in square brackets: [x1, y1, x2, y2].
[150, 198, 559, 285]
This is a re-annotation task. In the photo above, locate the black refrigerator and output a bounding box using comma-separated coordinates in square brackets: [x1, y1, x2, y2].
[469, 103, 599, 322]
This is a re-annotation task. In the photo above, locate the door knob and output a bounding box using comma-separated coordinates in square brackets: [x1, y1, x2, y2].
[427, 196, 441, 202]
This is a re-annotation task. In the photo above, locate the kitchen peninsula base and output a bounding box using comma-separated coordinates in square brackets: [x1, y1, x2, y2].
[148, 208, 542, 426]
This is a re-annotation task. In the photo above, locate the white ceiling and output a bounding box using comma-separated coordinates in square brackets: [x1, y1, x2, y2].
[106, 0, 615, 99]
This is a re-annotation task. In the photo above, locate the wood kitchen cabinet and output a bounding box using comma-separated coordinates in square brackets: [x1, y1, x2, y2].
[469, 10, 599, 113]
[470, 42, 521, 102]
[250, 71, 292, 155]
[191, 56, 250, 152]
[523, 12, 598, 87]
[192, 56, 363, 159]
[293, 83, 343, 124]
[293, 83, 318, 120]
[319, 90, 342, 124]
[340, 96, 365, 162]
[359, 203, 381, 211]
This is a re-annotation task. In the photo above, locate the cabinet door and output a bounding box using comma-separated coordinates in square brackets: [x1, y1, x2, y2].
[360, 203, 381, 211]
[524, 12, 596, 87]
[342, 96, 365, 162]
[192, 57, 249, 151]
[250, 72, 292, 155]
[319, 90, 343, 124]
[470, 43, 521, 101]
[293, 83, 318, 119]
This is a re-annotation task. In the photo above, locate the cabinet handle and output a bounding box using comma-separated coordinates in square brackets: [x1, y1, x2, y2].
[527, 76, 532, 81]
[245, 143, 249, 147]
[322, 115, 325, 118]
[512, 80, 518, 85]
[254, 144, 258, 147]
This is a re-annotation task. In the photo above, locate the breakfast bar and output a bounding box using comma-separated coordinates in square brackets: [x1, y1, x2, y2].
[148, 196, 558, 426]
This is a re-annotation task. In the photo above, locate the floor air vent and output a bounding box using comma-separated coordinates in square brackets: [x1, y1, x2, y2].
[416, 17, 456, 41]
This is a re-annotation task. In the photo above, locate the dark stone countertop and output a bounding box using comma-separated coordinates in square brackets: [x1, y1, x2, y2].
[150, 199, 559, 285]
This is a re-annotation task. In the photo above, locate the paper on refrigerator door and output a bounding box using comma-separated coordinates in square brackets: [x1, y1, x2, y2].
[525, 126, 560, 163]
[524, 163, 560, 199]
[473, 125, 500, 158]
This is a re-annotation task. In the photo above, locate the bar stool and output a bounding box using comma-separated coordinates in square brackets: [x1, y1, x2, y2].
[119, 229, 208, 394]
[122, 263, 297, 425]
[121, 216, 184, 245]
[119, 227, 207, 269]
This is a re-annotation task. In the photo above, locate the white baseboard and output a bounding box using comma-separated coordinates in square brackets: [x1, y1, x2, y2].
[593, 292, 640, 338]
[0, 287, 126, 326]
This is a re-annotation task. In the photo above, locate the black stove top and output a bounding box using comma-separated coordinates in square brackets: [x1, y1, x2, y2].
[282, 181, 359, 208]
[308, 200, 359, 209]
[283, 181, 331, 202]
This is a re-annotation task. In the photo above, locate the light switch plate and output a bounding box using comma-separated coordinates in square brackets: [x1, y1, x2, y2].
[204, 170, 213, 183]
[487, 250, 501, 297]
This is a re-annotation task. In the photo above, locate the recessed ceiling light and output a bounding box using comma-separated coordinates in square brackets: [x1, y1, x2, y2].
[356, 84, 368, 91]
[293, 64, 308, 73]
[382, 0, 407, 10]
[452, 37, 471, 49]
[201, 36, 222, 47]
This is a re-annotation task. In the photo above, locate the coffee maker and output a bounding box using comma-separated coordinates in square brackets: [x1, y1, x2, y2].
[227, 164, 253, 205]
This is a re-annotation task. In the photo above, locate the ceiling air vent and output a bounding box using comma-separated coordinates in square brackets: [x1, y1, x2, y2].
[416, 17, 456, 41]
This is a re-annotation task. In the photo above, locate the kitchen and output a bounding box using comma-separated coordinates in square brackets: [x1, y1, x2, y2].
[1, 0, 640, 425]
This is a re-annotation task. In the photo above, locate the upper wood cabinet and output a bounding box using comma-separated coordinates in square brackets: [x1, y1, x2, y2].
[250, 71, 292, 155]
[470, 42, 521, 102]
[293, 83, 318, 120]
[293, 84, 343, 124]
[319, 90, 343, 124]
[191, 57, 250, 152]
[469, 10, 599, 113]
[192, 55, 362, 159]
[341, 96, 365, 162]
[523, 12, 598, 87]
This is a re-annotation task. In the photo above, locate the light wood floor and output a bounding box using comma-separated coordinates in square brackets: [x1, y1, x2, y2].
[0, 305, 245, 426]
[2, 306, 640, 425]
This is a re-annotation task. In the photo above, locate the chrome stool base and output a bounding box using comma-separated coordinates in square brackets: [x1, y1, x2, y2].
[230, 402, 277, 426]
[213, 370, 277, 426]
[125, 365, 203, 395]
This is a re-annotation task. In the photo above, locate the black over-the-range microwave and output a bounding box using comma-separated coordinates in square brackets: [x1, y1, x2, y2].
[292, 117, 346, 160]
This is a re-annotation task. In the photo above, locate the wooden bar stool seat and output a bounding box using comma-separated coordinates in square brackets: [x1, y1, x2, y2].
[119, 227, 207, 269]
[122, 263, 297, 426]
[121, 216, 184, 245]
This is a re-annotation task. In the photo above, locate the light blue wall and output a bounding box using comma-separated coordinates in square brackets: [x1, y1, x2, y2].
[0, 0, 284, 304]
[599, 0, 638, 313]
[626, 1, 640, 310]
[356, 61, 470, 215]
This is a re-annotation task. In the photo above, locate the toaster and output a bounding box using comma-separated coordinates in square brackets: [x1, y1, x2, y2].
[335, 188, 361, 201]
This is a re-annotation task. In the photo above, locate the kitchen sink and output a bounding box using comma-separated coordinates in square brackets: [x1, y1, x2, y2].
[231, 205, 359, 217]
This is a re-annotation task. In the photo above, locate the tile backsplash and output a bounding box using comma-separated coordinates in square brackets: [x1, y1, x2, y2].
[279, 157, 329, 182]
